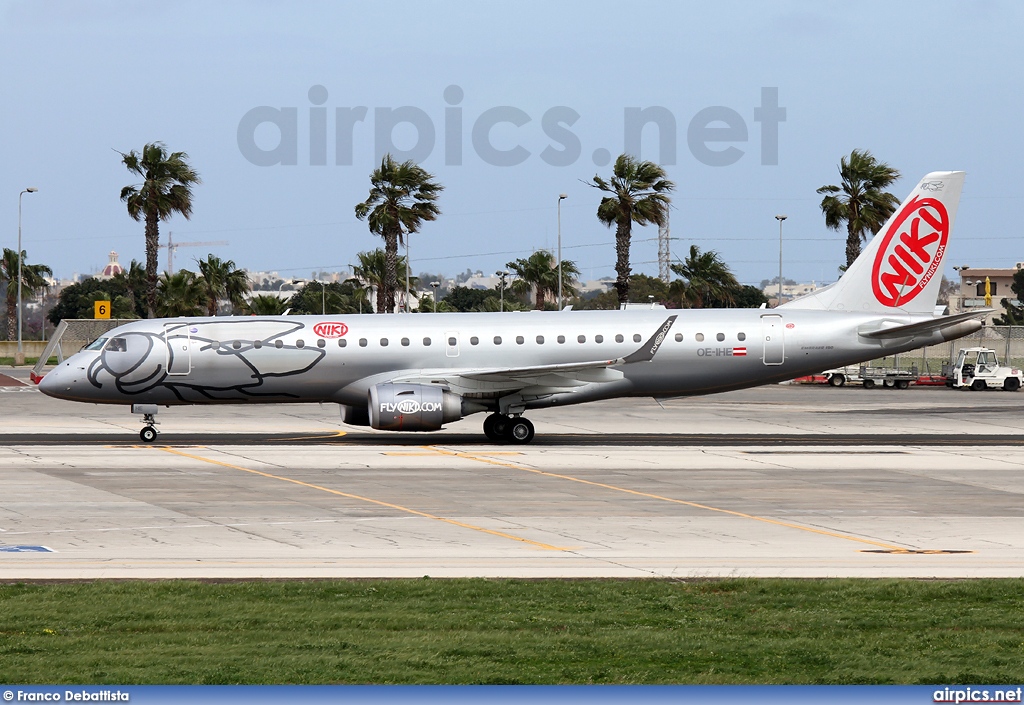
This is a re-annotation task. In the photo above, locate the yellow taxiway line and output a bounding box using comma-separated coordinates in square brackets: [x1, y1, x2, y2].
[154, 446, 566, 552]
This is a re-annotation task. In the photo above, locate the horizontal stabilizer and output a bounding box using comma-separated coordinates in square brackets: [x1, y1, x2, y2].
[858, 310, 989, 340]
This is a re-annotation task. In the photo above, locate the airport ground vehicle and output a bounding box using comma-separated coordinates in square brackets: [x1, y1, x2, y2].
[945, 347, 1023, 391]
[824, 365, 918, 389]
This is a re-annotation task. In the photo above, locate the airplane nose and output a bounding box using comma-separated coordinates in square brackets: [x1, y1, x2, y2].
[39, 361, 82, 400]
[38, 365, 65, 398]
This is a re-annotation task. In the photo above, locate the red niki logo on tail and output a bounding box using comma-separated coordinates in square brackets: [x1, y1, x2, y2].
[313, 322, 348, 339]
[870, 195, 949, 307]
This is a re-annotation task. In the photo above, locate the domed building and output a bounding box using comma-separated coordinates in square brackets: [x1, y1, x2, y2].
[97, 251, 124, 280]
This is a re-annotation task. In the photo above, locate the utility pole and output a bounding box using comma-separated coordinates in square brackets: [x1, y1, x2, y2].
[658, 209, 671, 283]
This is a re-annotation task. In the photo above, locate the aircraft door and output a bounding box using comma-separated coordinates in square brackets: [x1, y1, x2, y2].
[445, 331, 460, 358]
[164, 324, 192, 375]
[761, 314, 784, 365]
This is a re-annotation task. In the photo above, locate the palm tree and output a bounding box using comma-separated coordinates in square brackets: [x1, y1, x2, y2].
[589, 154, 674, 305]
[670, 245, 740, 308]
[817, 149, 901, 268]
[1, 248, 52, 341]
[506, 249, 579, 310]
[246, 294, 290, 316]
[111, 259, 147, 317]
[156, 270, 205, 317]
[196, 254, 249, 316]
[354, 154, 443, 313]
[351, 248, 415, 313]
[120, 142, 202, 317]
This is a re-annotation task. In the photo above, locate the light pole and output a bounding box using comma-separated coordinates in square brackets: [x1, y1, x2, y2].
[430, 281, 440, 313]
[775, 214, 787, 307]
[17, 187, 39, 363]
[557, 193, 567, 310]
[496, 270, 508, 312]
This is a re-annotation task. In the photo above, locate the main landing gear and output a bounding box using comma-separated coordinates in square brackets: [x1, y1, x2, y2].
[482, 413, 535, 444]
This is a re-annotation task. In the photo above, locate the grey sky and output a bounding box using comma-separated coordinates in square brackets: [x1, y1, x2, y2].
[2, 0, 1020, 286]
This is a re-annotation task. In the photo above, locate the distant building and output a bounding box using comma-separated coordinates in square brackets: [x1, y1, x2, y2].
[95, 251, 124, 280]
[951, 263, 1023, 324]
[762, 281, 822, 305]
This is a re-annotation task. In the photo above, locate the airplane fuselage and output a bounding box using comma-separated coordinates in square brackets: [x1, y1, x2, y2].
[41, 307, 964, 412]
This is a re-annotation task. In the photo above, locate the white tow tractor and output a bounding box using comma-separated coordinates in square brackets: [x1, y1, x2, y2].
[946, 347, 1023, 391]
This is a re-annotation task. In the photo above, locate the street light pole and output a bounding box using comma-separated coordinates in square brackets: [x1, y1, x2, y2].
[430, 282, 439, 313]
[557, 194, 567, 310]
[320, 280, 325, 315]
[496, 270, 508, 312]
[17, 187, 39, 362]
[775, 214, 787, 307]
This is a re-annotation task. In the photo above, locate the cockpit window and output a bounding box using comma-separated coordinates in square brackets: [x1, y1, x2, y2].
[85, 338, 108, 351]
[106, 337, 127, 352]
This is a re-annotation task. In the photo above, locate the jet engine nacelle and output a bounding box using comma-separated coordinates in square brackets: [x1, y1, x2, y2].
[368, 383, 464, 432]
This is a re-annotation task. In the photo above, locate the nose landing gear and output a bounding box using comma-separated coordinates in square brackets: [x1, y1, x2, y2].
[139, 421, 159, 443]
[132, 404, 160, 443]
[482, 413, 535, 444]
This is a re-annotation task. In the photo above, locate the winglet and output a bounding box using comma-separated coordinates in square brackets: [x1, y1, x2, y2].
[621, 316, 677, 364]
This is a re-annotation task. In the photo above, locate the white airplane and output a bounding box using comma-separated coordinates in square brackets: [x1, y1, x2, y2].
[41, 171, 983, 444]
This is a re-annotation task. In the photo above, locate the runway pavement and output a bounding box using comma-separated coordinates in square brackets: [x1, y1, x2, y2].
[2, 375, 1023, 579]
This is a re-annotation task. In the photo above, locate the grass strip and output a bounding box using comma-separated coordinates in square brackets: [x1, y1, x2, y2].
[1, 578, 1022, 684]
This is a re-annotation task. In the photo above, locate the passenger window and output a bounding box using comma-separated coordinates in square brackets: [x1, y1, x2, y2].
[595, 335, 603, 343]
[494, 336, 502, 345]
[615, 334, 624, 343]
[359, 338, 368, 347]
[557, 335, 566, 344]
[401, 338, 410, 346]
[275, 340, 284, 349]
[381, 338, 389, 346]
[633, 334, 642, 343]
[577, 335, 586, 343]
[447, 336, 457, 346]
[516, 336, 524, 345]
[232, 341, 241, 350]
[695, 333, 704, 342]
[738, 332, 746, 341]
[536, 335, 545, 344]
[716, 333, 725, 342]
[296, 339, 305, 348]
[317, 339, 326, 348]
[423, 337, 431, 346]
[253, 340, 263, 349]
[338, 339, 347, 348]
[470, 336, 479, 345]
[674, 333, 683, 342]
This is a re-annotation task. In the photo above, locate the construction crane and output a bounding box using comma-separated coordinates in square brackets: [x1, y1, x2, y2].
[160, 231, 229, 274]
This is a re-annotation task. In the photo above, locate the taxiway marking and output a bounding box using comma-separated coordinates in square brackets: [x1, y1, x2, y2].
[427, 446, 913, 552]
[154, 446, 566, 552]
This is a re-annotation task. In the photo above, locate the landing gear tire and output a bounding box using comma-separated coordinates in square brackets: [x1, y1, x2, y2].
[1004, 378, 1021, 392]
[483, 413, 509, 441]
[505, 417, 535, 444]
[829, 374, 846, 387]
[140, 426, 158, 443]
[971, 379, 987, 391]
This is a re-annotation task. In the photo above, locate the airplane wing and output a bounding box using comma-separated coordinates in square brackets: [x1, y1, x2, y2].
[390, 315, 677, 395]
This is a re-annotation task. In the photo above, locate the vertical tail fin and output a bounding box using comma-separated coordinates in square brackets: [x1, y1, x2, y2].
[783, 171, 965, 313]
